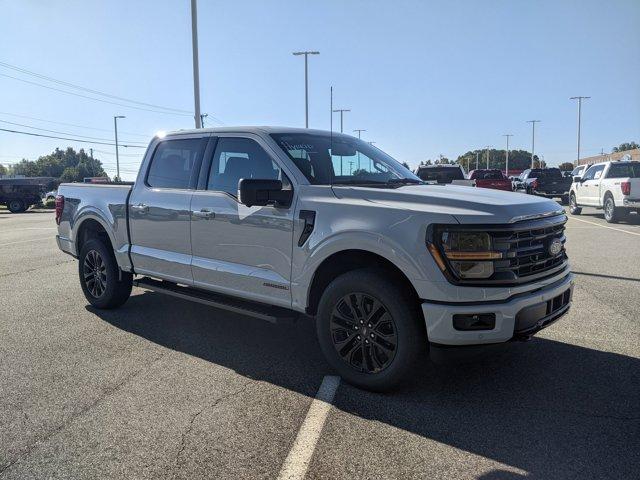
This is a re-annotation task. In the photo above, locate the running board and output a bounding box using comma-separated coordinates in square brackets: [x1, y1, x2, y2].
[133, 277, 298, 324]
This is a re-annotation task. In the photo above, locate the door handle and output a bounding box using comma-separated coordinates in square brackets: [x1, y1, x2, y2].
[130, 203, 149, 213]
[192, 209, 215, 219]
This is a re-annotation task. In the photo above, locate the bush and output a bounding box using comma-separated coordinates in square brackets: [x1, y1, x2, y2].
[40, 198, 56, 209]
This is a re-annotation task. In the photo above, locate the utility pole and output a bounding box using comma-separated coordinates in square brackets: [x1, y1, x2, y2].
[475, 151, 479, 170]
[502, 134, 513, 176]
[353, 129, 366, 139]
[113, 115, 125, 181]
[200, 113, 208, 127]
[485, 146, 492, 169]
[330, 87, 333, 134]
[89, 148, 93, 160]
[332, 109, 350, 133]
[293, 51, 320, 128]
[570, 96, 590, 165]
[526, 120, 541, 168]
[191, 0, 202, 128]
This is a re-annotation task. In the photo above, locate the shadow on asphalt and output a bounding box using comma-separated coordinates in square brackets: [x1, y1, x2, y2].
[575, 212, 640, 225]
[89, 292, 639, 480]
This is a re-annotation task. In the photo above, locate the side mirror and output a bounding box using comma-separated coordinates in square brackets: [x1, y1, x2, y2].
[573, 176, 583, 183]
[238, 179, 292, 208]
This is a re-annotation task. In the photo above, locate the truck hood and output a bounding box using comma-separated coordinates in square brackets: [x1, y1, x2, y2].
[331, 184, 564, 224]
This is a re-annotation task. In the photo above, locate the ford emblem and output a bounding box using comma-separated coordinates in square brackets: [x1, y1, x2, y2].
[549, 238, 563, 256]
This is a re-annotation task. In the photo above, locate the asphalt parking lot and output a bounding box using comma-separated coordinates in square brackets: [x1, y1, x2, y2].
[1, 207, 639, 480]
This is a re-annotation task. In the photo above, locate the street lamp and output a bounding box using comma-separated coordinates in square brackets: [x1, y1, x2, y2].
[332, 109, 350, 133]
[503, 134, 513, 176]
[526, 120, 541, 168]
[191, 0, 201, 128]
[113, 115, 125, 181]
[292, 51, 320, 128]
[570, 96, 590, 165]
[485, 146, 492, 169]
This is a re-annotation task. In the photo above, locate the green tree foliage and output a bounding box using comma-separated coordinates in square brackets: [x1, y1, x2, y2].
[456, 149, 538, 172]
[558, 162, 575, 171]
[612, 141, 639, 153]
[8, 147, 107, 182]
[0, 164, 6, 176]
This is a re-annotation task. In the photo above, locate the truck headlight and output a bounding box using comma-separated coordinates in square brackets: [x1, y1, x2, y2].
[428, 230, 501, 280]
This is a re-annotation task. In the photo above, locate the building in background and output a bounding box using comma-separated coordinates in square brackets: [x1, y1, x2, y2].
[577, 148, 640, 166]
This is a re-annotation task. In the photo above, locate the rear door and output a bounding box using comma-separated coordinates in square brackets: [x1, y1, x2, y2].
[189, 134, 296, 307]
[128, 135, 209, 284]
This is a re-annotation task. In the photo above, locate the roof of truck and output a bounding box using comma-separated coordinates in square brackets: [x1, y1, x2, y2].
[163, 126, 352, 138]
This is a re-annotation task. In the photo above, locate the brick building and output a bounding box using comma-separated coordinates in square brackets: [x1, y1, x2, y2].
[577, 148, 640, 166]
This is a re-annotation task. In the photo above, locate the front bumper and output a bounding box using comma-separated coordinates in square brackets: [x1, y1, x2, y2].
[421, 272, 574, 346]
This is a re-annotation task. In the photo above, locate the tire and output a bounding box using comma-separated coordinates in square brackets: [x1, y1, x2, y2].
[316, 268, 426, 392]
[569, 193, 582, 215]
[603, 194, 624, 224]
[560, 195, 569, 206]
[7, 199, 26, 213]
[79, 238, 132, 309]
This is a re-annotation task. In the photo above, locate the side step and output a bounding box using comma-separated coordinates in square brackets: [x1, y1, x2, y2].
[133, 277, 299, 324]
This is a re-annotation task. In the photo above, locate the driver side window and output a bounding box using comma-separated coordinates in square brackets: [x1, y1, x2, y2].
[582, 165, 602, 182]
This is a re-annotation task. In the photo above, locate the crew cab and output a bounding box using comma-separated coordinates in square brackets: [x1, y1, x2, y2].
[55, 127, 574, 391]
[569, 160, 640, 223]
[467, 169, 512, 191]
[514, 168, 572, 204]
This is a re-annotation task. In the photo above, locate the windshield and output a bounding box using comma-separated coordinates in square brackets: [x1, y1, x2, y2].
[270, 133, 420, 186]
[416, 167, 464, 183]
[529, 168, 562, 179]
[606, 162, 640, 178]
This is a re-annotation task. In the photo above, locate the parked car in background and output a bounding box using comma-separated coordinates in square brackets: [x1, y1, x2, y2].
[0, 177, 55, 213]
[514, 168, 572, 204]
[569, 161, 640, 223]
[415, 164, 471, 185]
[44, 190, 58, 201]
[468, 169, 512, 191]
[55, 127, 573, 391]
[570, 164, 591, 179]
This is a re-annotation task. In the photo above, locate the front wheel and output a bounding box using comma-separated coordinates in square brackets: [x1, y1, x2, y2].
[569, 194, 582, 215]
[7, 199, 26, 213]
[316, 269, 426, 392]
[79, 238, 132, 309]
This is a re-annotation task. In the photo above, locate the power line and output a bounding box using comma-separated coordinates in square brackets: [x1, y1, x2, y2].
[0, 111, 151, 137]
[91, 148, 142, 157]
[0, 73, 193, 117]
[0, 127, 146, 148]
[0, 119, 146, 145]
[0, 60, 191, 114]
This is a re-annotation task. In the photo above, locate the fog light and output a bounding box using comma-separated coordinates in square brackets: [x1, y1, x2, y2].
[453, 313, 496, 331]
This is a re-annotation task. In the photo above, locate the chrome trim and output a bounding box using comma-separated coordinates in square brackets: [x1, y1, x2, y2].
[508, 209, 565, 223]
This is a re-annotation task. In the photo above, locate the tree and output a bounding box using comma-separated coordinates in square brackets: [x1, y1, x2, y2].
[0, 164, 7, 176]
[558, 162, 575, 171]
[6, 147, 108, 182]
[455, 149, 537, 172]
[401, 161, 410, 170]
[612, 141, 639, 153]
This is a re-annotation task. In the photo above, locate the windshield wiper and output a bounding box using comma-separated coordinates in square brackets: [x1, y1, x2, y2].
[385, 178, 423, 185]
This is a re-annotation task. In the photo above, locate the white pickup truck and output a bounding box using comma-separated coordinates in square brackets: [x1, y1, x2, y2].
[55, 127, 574, 391]
[569, 161, 640, 223]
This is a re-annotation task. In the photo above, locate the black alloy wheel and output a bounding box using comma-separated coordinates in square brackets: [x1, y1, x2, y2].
[83, 249, 107, 298]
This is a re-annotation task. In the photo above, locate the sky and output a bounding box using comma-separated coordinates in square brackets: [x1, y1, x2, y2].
[1, 0, 639, 180]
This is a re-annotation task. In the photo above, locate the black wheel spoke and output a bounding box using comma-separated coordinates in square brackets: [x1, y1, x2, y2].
[330, 292, 397, 374]
[83, 250, 106, 298]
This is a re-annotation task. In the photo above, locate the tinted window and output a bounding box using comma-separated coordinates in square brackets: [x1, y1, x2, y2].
[471, 170, 505, 180]
[208, 137, 281, 196]
[606, 162, 640, 178]
[147, 138, 205, 189]
[416, 167, 464, 183]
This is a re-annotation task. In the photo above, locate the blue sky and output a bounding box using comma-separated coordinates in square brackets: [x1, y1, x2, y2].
[1, 0, 639, 180]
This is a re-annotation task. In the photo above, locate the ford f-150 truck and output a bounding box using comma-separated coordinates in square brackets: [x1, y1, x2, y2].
[55, 127, 574, 391]
[468, 169, 513, 191]
[569, 160, 640, 223]
[514, 168, 572, 204]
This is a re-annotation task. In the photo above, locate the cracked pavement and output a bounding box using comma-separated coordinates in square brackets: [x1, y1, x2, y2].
[1, 209, 639, 479]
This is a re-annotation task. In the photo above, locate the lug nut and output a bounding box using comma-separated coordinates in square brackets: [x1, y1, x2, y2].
[367, 323, 372, 328]
[365, 339, 369, 344]
[356, 335, 361, 340]
[370, 333, 375, 338]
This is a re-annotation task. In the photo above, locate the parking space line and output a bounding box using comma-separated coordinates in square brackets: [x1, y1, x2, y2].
[277, 375, 341, 480]
[0, 236, 55, 247]
[567, 217, 640, 237]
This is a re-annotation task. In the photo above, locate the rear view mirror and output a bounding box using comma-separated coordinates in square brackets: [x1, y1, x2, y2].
[238, 179, 292, 208]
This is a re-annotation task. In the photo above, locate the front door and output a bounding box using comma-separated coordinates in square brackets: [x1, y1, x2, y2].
[128, 135, 208, 284]
[579, 165, 604, 206]
[190, 135, 296, 307]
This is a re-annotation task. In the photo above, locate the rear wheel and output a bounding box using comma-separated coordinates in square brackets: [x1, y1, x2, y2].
[569, 193, 582, 215]
[316, 269, 425, 392]
[603, 194, 624, 223]
[7, 199, 26, 213]
[560, 195, 570, 206]
[79, 238, 132, 309]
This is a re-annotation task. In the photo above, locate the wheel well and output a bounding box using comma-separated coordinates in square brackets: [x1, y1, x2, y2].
[306, 249, 420, 315]
[76, 219, 112, 254]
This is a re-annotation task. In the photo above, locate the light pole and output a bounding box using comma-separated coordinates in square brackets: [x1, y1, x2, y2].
[293, 51, 320, 128]
[191, 0, 202, 128]
[526, 120, 541, 168]
[570, 96, 590, 165]
[353, 129, 366, 139]
[485, 146, 492, 169]
[332, 109, 350, 133]
[113, 115, 125, 181]
[503, 134, 513, 176]
[475, 151, 479, 170]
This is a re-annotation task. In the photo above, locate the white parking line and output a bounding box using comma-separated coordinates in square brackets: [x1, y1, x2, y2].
[567, 216, 640, 237]
[277, 375, 341, 480]
[0, 236, 55, 247]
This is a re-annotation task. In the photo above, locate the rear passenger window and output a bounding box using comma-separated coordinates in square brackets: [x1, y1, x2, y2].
[207, 137, 281, 196]
[147, 138, 206, 189]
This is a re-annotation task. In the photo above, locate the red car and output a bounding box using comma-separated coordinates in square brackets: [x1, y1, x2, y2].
[468, 169, 513, 191]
